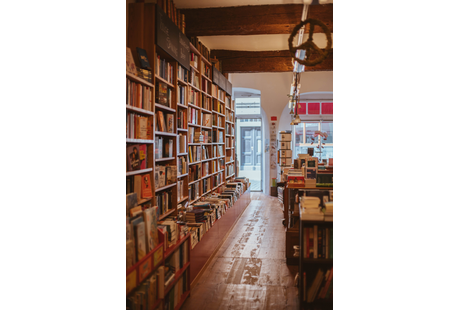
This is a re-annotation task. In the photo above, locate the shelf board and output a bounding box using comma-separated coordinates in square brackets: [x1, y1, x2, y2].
[190, 197, 200, 204]
[189, 83, 201, 93]
[155, 75, 174, 88]
[189, 161, 201, 166]
[126, 105, 155, 116]
[201, 107, 212, 113]
[188, 103, 201, 110]
[155, 183, 176, 193]
[189, 178, 200, 185]
[212, 111, 225, 117]
[177, 152, 188, 156]
[226, 173, 235, 179]
[155, 157, 175, 162]
[177, 78, 188, 86]
[164, 234, 191, 259]
[155, 103, 175, 113]
[177, 102, 188, 109]
[126, 138, 154, 144]
[177, 128, 188, 132]
[159, 208, 175, 220]
[202, 126, 212, 130]
[155, 131, 177, 137]
[202, 143, 213, 145]
[226, 160, 235, 164]
[203, 92, 212, 98]
[177, 196, 189, 204]
[217, 156, 225, 159]
[138, 198, 153, 205]
[174, 290, 191, 310]
[203, 189, 212, 195]
[201, 158, 214, 163]
[126, 72, 155, 88]
[165, 262, 191, 295]
[302, 258, 333, 264]
[188, 123, 201, 128]
[177, 173, 188, 178]
[126, 168, 153, 176]
[201, 55, 212, 66]
[188, 143, 201, 146]
[225, 120, 234, 124]
[202, 74, 212, 83]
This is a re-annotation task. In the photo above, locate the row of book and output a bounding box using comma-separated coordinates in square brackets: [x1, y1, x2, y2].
[156, 111, 174, 133]
[201, 61, 211, 79]
[127, 144, 148, 172]
[127, 113, 152, 140]
[226, 109, 234, 122]
[126, 271, 160, 310]
[211, 84, 226, 102]
[213, 131, 224, 143]
[164, 273, 187, 310]
[214, 145, 224, 157]
[177, 65, 188, 83]
[226, 137, 234, 148]
[189, 36, 211, 62]
[226, 123, 234, 135]
[202, 113, 212, 127]
[201, 76, 210, 94]
[157, 0, 185, 35]
[126, 174, 153, 202]
[212, 113, 223, 127]
[303, 267, 333, 303]
[213, 100, 225, 114]
[177, 84, 186, 106]
[154, 137, 174, 159]
[188, 106, 200, 125]
[156, 82, 172, 107]
[177, 134, 187, 153]
[155, 165, 177, 188]
[155, 56, 174, 84]
[190, 66, 200, 88]
[177, 180, 186, 202]
[189, 164, 201, 182]
[303, 226, 333, 259]
[188, 145, 202, 163]
[189, 183, 200, 201]
[126, 198, 159, 267]
[189, 88, 200, 106]
[126, 78, 153, 111]
[177, 156, 187, 176]
[155, 190, 172, 216]
[226, 164, 234, 176]
[177, 109, 187, 129]
[202, 95, 211, 111]
[190, 52, 199, 70]
[202, 173, 223, 192]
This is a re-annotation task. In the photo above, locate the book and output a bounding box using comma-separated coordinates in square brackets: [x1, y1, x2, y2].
[126, 47, 137, 75]
[127, 240, 135, 269]
[141, 174, 153, 199]
[127, 145, 142, 171]
[138, 117, 148, 140]
[135, 222, 147, 261]
[157, 166, 166, 188]
[166, 113, 174, 133]
[157, 111, 165, 132]
[136, 47, 151, 70]
[156, 82, 169, 106]
[126, 193, 138, 216]
[134, 175, 142, 203]
[143, 208, 157, 252]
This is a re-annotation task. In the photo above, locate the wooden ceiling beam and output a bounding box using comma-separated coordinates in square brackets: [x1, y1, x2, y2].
[182, 4, 332, 37]
[210, 49, 333, 73]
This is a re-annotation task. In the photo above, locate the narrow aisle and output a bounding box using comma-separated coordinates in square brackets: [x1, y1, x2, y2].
[182, 193, 298, 310]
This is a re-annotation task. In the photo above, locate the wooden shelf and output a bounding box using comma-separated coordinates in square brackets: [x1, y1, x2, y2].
[189, 178, 200, 185]
[302, 258, 333, 264]
[126, 71, 155, 88]
[177, 152, 188, 156]
[177, 78, 188, 86]
[174, 290, 191, 310]
[203, 189, 212, 195]
[177, 128, 188, 132]
[225, 120, 234, 124]
[188, 143, 201, 146]
[155, 74, 174, 88]
[159, 208, 175, 220]
[138, 198, 153, 205]
[156, 157, 175, 162]
[226, 160, 235, 164]
[201, 158, 214, 163]
[189, 161, 201, 166]
[164, 233, 191, 259]
[188, 103, 201, 110]
[155, 103, 176, 113]
[201, 126, 212, 130]
[126, 168, 153, 176]
[202, 75, 212, 83]
[126, 138, 154, 144]
[177, 173, 188, 178]
[177, 102, 188, 109]
[212, 111, 225, 117]
[189, 83, 201, 93]
[177, 196, 189, 204]
[188, 123, 201, 128]
[155, 183, 176, 192]
[126, 105, 155, 116]
[165, 262, 191, 295]
[155, 131, 177, 137]
[226, 173, 235, 179]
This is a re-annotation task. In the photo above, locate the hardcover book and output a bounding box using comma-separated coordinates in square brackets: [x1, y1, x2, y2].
[156, 166, 166, 188]
[141, 174, 153, 199]
[166, 114, 174, 133]
[135, 222, 147, 261]
[127, 145, 143, 171]
[136, 47, 151, 70]
[126, 47, 137, 75]
[156, 82, 169, 106]
[126, 192, 138, 216]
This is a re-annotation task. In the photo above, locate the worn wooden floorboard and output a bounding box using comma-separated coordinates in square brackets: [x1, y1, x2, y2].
[181, 193, 298, 310]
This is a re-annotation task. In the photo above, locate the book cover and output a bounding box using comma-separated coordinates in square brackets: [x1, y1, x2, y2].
[136, 47, 151, 70]
[138, 144, 147, 170]
[127, 145, 142, 171]
[126, 192, 138, 216]
[127, 240, 135, 269]
[135, 222, 147, 261]
[134, 175, 142, 203]
[166, 113, 174, 133]
[156, 82, 168, 106]
[126, 47, 137, 75]
[157, 166, 166, 188]
[138, 117, 148, 140]
[158, 111, 165, 132]
[143, 208, 154, 252]
[141, 174, 153, 199]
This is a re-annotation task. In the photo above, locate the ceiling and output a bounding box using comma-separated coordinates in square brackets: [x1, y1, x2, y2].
[173, 0, 333, 73]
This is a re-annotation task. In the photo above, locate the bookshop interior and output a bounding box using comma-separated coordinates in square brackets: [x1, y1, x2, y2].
[126, 1, 333, 309]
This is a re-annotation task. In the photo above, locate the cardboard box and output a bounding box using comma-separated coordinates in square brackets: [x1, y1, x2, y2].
[279, 133, 291, 141]
[279, 141, 291, 150]
[280, 150, 292, 157]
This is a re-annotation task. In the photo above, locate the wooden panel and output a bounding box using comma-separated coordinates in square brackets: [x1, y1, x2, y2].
[211, 49, 333, 73]
[182, 4, 333, 36]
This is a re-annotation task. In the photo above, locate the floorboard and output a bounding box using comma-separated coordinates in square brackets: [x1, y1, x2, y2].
[181, 192, 298, 310]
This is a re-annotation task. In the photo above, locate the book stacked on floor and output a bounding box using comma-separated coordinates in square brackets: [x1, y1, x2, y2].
[185, 209, 206, 223]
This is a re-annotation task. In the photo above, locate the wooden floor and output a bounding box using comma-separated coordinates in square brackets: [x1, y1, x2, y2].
[181, 192, 298, 310]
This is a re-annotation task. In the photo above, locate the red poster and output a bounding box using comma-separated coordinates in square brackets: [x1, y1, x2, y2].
[271, 116, 277, 121]
[322, 102, 333, 114]
[308, 102, 320, 114]
[297, 102, 306, 114]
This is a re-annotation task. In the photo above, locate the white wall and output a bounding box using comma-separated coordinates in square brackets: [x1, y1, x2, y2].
[229, 71, 333, 193]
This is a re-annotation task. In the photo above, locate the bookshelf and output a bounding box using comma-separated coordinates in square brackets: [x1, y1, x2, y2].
[299, 207, 333, 309]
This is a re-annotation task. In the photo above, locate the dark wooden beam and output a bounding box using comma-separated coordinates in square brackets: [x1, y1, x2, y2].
[182, 4, 332, 37]
[211, 49, 333, 73]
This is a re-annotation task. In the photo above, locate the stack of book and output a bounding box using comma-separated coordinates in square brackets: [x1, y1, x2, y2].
[185, 209, 206, 223]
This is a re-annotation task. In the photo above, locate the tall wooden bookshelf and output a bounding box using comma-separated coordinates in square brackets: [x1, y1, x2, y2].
[127, 3, 237, 309]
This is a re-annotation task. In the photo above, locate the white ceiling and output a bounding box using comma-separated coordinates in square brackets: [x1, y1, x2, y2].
[173, 0, 333, 52]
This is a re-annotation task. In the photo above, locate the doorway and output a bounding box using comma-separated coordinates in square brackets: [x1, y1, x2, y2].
[236, 118, 262, 191]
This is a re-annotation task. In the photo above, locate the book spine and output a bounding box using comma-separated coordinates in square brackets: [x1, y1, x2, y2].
[313, 225, 318, 259]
